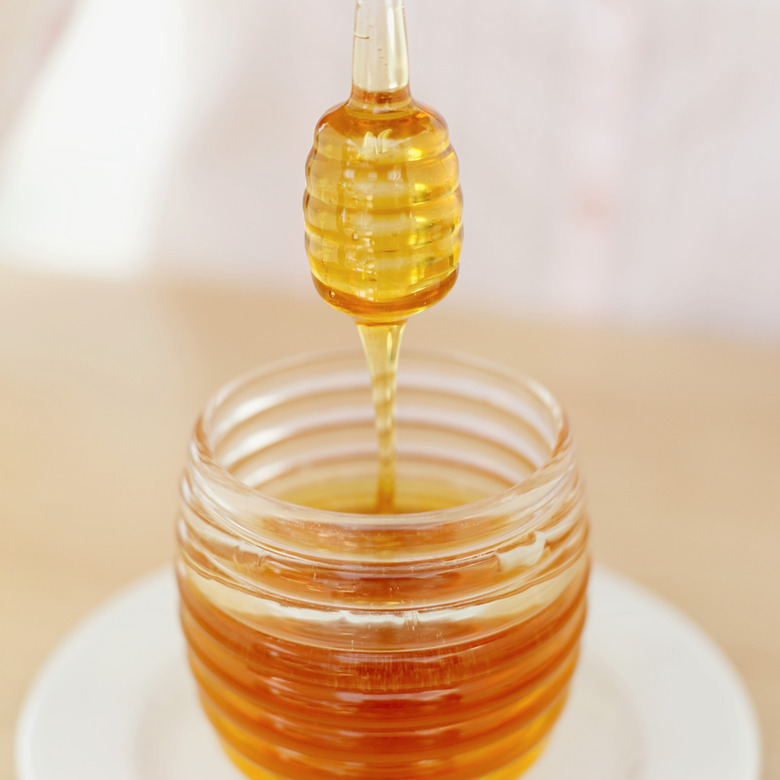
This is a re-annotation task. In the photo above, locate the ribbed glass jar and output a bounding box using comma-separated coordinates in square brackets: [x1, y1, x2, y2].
[176, 350, 590, 780]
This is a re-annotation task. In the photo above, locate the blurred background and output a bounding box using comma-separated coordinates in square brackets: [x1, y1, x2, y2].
[1, 0, 779, 338]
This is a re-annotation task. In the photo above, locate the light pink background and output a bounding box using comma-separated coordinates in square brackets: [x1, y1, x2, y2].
[1, 0, 778, 337]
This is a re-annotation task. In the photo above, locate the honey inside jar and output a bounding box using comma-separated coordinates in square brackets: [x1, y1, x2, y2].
[180, 528, 585, 780]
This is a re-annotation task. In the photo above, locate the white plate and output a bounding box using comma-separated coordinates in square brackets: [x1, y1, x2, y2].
[16, 567, 761, 780]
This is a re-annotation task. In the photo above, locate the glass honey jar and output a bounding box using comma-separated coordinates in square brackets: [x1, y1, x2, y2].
[176, 349, 590, 780]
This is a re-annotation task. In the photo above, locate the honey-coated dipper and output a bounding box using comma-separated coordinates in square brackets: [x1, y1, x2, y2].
[304, 0, 463, 510]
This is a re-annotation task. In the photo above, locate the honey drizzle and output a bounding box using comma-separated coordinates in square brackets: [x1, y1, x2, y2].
[356, 321, 405, 511]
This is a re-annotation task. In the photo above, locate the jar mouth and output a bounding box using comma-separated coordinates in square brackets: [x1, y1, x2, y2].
[188, 348, 574, 539]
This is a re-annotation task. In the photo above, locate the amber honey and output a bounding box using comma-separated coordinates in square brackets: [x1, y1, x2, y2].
[178, 476, 588, 780]
[179, 558, 585, 779]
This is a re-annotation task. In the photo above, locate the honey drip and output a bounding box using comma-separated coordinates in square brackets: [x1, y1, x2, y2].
[304, 0, 462, 510]
[357, 320, 404, 511]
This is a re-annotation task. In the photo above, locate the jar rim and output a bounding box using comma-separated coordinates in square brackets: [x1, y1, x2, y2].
[190, 348, 574, 535]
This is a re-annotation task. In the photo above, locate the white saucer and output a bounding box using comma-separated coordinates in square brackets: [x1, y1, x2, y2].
[16, 567, 761, 780]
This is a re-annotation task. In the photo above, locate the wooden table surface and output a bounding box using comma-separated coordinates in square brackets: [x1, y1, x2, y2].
[2, 270, 778, 779]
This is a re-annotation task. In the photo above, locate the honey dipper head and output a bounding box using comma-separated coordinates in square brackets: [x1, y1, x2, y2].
[303, 0, 462, 323]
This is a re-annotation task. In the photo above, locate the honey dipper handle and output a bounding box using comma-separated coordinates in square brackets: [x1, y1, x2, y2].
[351, 0, 409, 95]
